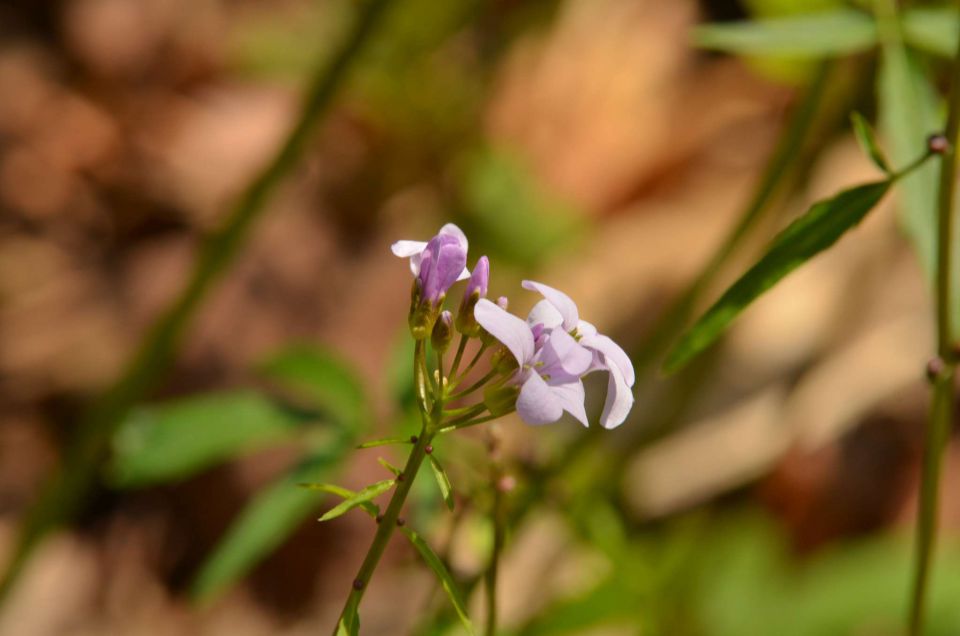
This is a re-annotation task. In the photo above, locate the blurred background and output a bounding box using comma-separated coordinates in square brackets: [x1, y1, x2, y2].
[2, 0, 960, 633]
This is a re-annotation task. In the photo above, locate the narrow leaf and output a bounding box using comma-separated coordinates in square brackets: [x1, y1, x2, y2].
[692, 10, 878, 57]
[902, 7, 958, 58]
[850, 112, 890, 173]
[299, 483, 380, 516]
[664, 180, 891, 373]
[358, 436, 411, 449]
[319, 479, 395, 522]
[191, 453, 345, 602]
[428, 455, 455, 511]
[111, 391, 305, 488]
[378, 457, 403, 477]
[400, 526, 475, 635]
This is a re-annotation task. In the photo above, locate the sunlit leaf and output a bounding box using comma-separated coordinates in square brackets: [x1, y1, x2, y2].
[428, 455, 454, 510]
[693, 10, 877, 57]
[400, 526, 475, 634]
[358, 436, 411, 449]
[300, 483, 380, 516]
[111, 391, 306, 488]
[664, 181, 891, 372]
[191, 453, 347, 602]
[319, 480, 395, 522]
[850, 112, 890, 174]
[378, 457, 403, 477]
[258, 345, 367, 432]
[902, 7, 959, 58]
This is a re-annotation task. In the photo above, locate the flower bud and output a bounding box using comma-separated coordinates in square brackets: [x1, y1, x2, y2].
[490, 347, 519, 374]
[456, 256, 489, 336]
[484, 383, 520, 417]
[418, 234, 467, 307]
[496, 296, 508, 310]
[431, 310, 454, 353]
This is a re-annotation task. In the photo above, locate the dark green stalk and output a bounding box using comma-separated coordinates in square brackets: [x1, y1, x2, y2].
[485, 428, 506, 636]
[449, 369, 500, 400]
[0, 0, 395, 603]
[909, 7, 960, 633]
[449, 334, 469, 379]
[633, 60, 832, 369]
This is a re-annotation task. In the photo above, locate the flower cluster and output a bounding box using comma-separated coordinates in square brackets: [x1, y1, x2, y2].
[393, 223, 635, 429]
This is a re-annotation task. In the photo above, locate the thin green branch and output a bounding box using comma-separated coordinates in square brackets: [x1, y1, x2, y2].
[0, 0, 396, 603]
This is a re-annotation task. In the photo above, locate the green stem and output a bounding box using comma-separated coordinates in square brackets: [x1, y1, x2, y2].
[453, 343, 489, 386]
[448, 334, 469, 380]
[485, 429, 506, 636]
[448, 369, 499, 401]
[909, 7, 960, 635]
[0, 0, 396, 604]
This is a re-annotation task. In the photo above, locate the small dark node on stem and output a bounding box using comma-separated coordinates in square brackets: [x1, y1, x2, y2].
[951, 342, 960, 361]
[375, 514, 384, 524]
[396, 473, 405, 482]
[928, 133, 950, 155]
[396, 517, 406, 526]
[410, 435, 418, 443]
[352, 578, 365, 591]
[425, 444, 433, 454]
[926, 356, 946, 382]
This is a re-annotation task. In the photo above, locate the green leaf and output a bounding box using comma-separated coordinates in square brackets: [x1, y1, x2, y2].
[692, 10, 878, 57]
[427, 455, 454, 511]
[111, 391, 304, 488]
[378, 457, 403, 477]
[664, 181, 891, 373]
[400, 526, 475, 635]
[299, 483, 380, 516]
[902, 7, 959, 58]
[877, 24, 953, 335]
[258, 345, 367, 431]
[358, 436, 411, 449]
[850, 112, 890, 173]
[319, 479, 395, 522]
[191, 453, 345, 602]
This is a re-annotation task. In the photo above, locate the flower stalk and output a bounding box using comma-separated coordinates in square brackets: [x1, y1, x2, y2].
[909, 7, 960, 634]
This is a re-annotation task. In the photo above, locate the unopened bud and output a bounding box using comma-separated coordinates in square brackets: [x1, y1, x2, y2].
[496, 296, 508, 310]
[432, 311, 454, 353]
[484, 383, 519, 417]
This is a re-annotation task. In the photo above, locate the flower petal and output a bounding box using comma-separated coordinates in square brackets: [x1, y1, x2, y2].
[538, 328, 592, 377]
[391, 240, 428, 275]
[475, 299, 534, 365]
[522, 280, 579, 331]
[439, 223, 468, 251]
[517, 372, 564, 425]
[580, 334, 635, 386]
[599, 363, 633, 429]
[548, 380, 588, 427]
[527, 300, 564, 330]
[576, 320, 598, 337]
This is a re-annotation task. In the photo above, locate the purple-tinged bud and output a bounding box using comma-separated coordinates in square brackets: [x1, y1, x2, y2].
[456, 256, 490, 336]
[496, 296, 508, 310]
[417, 234, 467, 307]
[432, 310, 454, 353]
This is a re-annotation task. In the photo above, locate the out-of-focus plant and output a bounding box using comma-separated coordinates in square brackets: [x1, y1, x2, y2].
[669, 4, 960, 635]
[312, 223, 636, 634]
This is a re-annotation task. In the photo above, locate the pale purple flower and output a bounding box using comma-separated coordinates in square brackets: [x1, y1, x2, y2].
[464, 256, 489, 299]
[523, 280, 635, 429]
[475, 299, 592, 426]
[391, 223, 471, 281]
[416, 234, 468, 304]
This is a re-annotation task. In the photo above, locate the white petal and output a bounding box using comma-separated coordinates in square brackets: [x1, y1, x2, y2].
[599, 363, 633, 429]
[539, 328, 592, 377]
[576, 320, 597, 337]
[474, 299, 534, 366]
[391, 240, 427, 258]
[527, 300, 564, 330]
[522, 280, 579, 331]
[548, 380, 588, 427]
[456, 266, 471, 281]
[580, 334, 635, 386]
[517, 373, 563, 425]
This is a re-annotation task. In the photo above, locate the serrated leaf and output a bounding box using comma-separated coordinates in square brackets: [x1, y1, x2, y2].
[664, 180, 891, 373]
[358, 436, 411, 449]
[191, 452, 346, 602]
[258, 345, 367, 432]
[319, 479, 395, 522]
[400, 526, 475, 635]
[378, 457, 403, 477]
[850, 112, 890, 173]
[692, 10, 877, 57]
[902, 7, 958, 58]
[111, 391, 305, 488]
[428, 455, 454, 510]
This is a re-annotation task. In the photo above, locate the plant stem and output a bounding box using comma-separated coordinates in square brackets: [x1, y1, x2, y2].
[449, 334, 469, 379]
[449, 369, 500, 401]
[0, 0, 396, 604]
[909, 8, 960, 634]
[485, 427, 506, 636]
